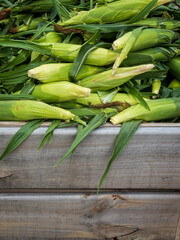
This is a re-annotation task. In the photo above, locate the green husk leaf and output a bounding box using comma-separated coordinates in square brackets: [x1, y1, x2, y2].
[97, 89, 119, 104]
[0, 39, 51, 55]
[52, 0, 70, 21]
[97, 120, 142, 193]
[20, 80, 35, 95]
[112, 27, 143, 73]
[30, 21, 52, 41]
[68, 31, 101, 81]
[123, 82, 150, 110]
[127, 0, 158, 24]
[0, 120, 43, 161]
[0, 50, 30, 73]
[38, 120, 61, 150]
[68, 123, 84, 166]
[0, 94, 36, 100]
[55, 112, 108, 166]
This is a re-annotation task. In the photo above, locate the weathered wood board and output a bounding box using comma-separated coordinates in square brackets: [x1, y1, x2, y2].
[0, 192, 180, 240]
[0, 124, 180, 190]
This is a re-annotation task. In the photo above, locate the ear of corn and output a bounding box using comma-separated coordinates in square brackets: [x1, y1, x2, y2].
[75, 93, 144, 106]
[31, 32, 63, 61]
[168, 79, 180, 90]
[78, 64, 154, 91]
[59, 0, 171, 26]
[152, 79, 161, 95]
[0, 100, 74, 121]
[111, 98, 180, 124]
[31, 81, 91, 102]
[113, 29, 178, 52]
[168, 57, 180, 81]
[28, 63, 105, 83]
[47, 43, 119, 66]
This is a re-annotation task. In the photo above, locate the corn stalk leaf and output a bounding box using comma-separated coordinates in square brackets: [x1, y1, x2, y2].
[70, 23, 136, 33]
[30, 21, 53, 41]
[0, 39, 51, 55]
[0, 120, 43, 161]
[0, 94, 36, 100]
[38, 120, 61, 150]
[55, 112, 108, 166]
[126, 0, 158, 24]
[97, 120, 142, 193]
[52, 0, 70, 21]
[68, 30, 101, 81]
[123, 82, 150, 110]
[20, 80, 35, 95]
[0, 50, 30, 72]
[68, 124, 84, 166]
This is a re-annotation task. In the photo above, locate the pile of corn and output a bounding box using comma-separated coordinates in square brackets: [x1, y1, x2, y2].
[0, 1, 179, 138]
[0, 0, 180, 126]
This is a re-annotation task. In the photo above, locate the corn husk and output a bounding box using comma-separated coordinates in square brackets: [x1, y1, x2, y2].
[168, 57, 180, 81]
[28, 63, 104, 83]
[111, 98, 180, 124]
[75, 93, 142, 106]
[31, 32, 63, 61]
[0, 100, 74, 121]
[47, 43, 119, 66]
[59, 0, 171, 26]
[113, 29, 178, 52]
[78, 64, 154, 91]
[168, 79, 180, 90]
[32, 81, 91, 102]
[152, 79, 161, 95]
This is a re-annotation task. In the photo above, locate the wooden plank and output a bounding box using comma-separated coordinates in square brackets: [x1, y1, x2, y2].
[0, 192, 179, 240]
[175, 217, 180, 240]
[0, 126, 180, 189]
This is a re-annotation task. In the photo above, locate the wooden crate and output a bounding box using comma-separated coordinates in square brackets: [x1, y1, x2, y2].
[0, 122, 180, 239]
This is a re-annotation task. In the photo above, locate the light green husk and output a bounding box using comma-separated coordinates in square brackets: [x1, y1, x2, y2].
[133, 17, 180, 30]
[0, 100, 74, 121]
[58, 0, 171, 26]
[78, 64, 154, 91]
[168, 57, 180, 82]
[31, 81, 91, 102]
[28, 63, 104, 83]
[75, 93, 142, 106]
[111, 98, 180, 124]
[31, 32, 63, 61]
[168, 79, 180, 90]
[113, 29, 178, 52]
[46, 43, 119, 66]
[152, 79, 161, 95]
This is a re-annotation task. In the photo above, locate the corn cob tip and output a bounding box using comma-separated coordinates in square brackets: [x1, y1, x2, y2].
[28, 69, 37, 79]
[84, 88, 91, 97]
[140, 64, 154, 72]
[110, 116, 120, 125]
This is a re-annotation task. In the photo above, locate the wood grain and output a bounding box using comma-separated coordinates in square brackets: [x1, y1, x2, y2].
[0, 125, 180, 189]
[0, 192, 179, 240]
[175, 217, 180, 240]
